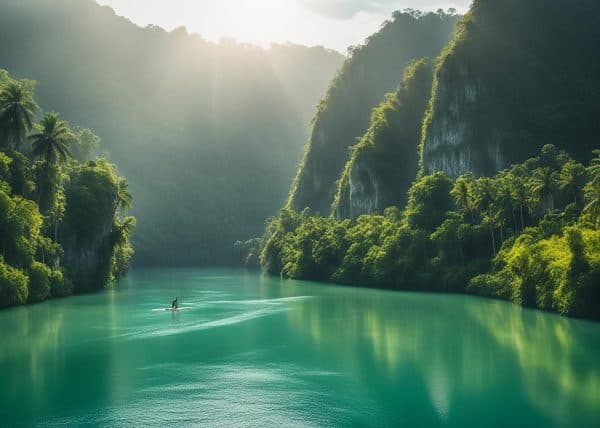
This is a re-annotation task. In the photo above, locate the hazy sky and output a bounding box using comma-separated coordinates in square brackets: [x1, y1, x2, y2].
[95, 0, 471, 52]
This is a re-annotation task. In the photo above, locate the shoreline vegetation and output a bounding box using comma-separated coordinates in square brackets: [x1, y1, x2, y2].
[256, 146, 600, 320]
[247, 1, 600, 322]
[0, 70, 135, 309]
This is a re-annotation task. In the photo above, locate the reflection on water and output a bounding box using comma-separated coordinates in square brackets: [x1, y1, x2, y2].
[468, 303, 600, 423]
[278, 280, 600, 427]
[0, 303, 65, 409]
[1, 269, 599, 427]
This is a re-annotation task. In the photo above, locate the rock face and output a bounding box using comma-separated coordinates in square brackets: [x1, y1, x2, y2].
[288, 11, 460, 215]
[60, 162, 117, 293]
[422, 0, 600, 178]
[333, 59, 435, 218]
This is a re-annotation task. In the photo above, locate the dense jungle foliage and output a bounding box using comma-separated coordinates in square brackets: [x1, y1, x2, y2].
[0, 70, 135, 308]
[253, 0, 600, 320]
[0, 0, 343, 266]
[260, 146, 600, 319]
[287, 9, 460, 215]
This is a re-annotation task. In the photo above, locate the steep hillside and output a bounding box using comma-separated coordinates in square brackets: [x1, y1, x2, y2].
[421, 0, 600, 178]
[262, 145, 600, 319]
[0, 0, 343, 265]
[267, 43, 346, 126]
[333, 58, 434, 218]
[287, 10, 459, 215]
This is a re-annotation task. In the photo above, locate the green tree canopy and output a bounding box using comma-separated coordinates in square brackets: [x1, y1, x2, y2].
[0, 79, 39, 151]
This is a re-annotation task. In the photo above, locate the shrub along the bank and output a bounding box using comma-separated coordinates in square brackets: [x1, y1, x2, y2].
[260, 146, 600, 319]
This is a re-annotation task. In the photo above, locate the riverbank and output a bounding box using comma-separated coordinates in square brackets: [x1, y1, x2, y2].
[258, 147, 600, 321]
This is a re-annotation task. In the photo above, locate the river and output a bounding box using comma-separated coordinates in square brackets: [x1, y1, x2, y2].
[1, 269, 599, 427]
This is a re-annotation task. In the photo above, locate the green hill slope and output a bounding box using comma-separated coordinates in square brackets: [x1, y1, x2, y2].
[332, 58, 434, 218]
[287, 10, 459, 215]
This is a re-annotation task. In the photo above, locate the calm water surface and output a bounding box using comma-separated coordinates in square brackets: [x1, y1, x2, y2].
[1, 269, 600, 427]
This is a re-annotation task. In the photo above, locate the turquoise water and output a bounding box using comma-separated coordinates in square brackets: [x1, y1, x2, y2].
[1, 269, 600, 427]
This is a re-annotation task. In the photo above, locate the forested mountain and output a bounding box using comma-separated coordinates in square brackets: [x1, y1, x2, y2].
[261, 146, 600, 319]
[290, 0, 600, 222]
[258, 0, 600, 319]
[0, 0, 343, 265]
[287, 10, 460, 215]
[422, 0, 600, 177]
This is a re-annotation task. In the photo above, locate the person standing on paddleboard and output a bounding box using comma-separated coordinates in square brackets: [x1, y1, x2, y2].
[172, 297, 178, 309]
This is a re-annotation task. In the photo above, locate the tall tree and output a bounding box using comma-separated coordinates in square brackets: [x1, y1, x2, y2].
[510, 174, 530, 231]
[0, 80, 38, 151]
[531, 167, 558, 213]
[451, 174, 475, 224]
[111, 216, 136, 247]
[30, 113, 72, 164]
[588, 149, 600, 185]
[474, 177, 498, 254]
[583, 180, 600, 228]
[497, 177, 517, 237]
[558, 160, 587, 206]
[29, 113, 72, 212]
[114, 177, 132, 213]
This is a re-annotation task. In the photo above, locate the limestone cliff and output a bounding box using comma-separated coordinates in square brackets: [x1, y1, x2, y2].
[422, 0, 600, 178]
[60, 161, 117, 293]
[333, 59, 434, 218]
[288, 11, 459, 215]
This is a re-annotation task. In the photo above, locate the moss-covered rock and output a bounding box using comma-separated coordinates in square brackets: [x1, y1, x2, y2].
[421, 0, 600, 178]
[288, 11, 459, 215]
[333, 58, 434, 218]
[60, 160, 118, 293]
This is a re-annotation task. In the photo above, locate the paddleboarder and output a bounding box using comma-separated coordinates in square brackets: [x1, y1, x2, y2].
[171, 297, 178, 310]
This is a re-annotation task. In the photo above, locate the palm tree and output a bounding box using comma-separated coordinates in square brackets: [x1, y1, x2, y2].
[451, 174, 475, 224]
[531, 167, 558, 213]
[558, 160, 587, 206]
[588, 149, 600, 185]
[583, 180, 600, 228]
[0, 80, 39, 151]
[474, 177, 498, 254]
[110, 216, 136, 280]
[511, 175, 529, 231]
[111, 216, 136, 247]
[114, 178, 133, 213]
[48, 192, 66, 245]
[29, 113, 72, 211]
[30, 113, 72, 164]
[497, 178, 517, 236]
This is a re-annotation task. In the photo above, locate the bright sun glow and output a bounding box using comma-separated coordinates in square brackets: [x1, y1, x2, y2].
[96, 0, 472, 51]
[167, 0, 293, 46]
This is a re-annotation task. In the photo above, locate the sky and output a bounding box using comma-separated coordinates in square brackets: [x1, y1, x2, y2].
[95, 0, 472, 52]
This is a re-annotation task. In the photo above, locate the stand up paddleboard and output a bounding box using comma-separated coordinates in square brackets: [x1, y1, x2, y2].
[152, 307, 192, 312]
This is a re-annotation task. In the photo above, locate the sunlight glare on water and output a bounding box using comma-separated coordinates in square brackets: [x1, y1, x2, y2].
[1, 269, 599, 427]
